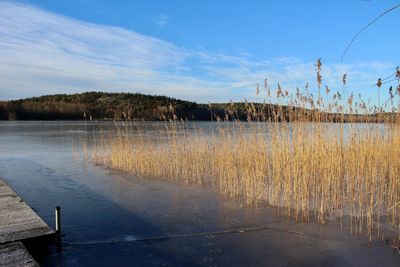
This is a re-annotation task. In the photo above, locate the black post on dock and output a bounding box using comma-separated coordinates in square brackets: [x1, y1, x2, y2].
[55, 206, 62, 252]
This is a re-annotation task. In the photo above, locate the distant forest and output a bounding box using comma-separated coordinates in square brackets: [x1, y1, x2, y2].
[0, 92, 271, 121]
[0, 91, 391, 122]
[0, 92, 210, 120]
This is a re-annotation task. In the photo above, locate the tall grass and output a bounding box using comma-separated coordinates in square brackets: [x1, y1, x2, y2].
[85, 61, 400, 243]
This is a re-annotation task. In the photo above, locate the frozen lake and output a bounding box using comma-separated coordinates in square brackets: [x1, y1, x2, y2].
[0, 121, 399, 266]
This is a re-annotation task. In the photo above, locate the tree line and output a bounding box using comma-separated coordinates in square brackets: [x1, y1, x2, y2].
[0, 91, 392, 122]
[0, 92, 209, 120]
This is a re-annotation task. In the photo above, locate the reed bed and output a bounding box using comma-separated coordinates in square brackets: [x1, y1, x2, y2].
[85, 61, 400, 242]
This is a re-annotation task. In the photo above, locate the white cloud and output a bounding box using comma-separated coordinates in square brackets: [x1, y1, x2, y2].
[0, 1, 397, 105]
[153, 14, 168, 26]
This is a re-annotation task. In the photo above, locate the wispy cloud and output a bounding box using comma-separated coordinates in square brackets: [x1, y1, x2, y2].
[153, 14, 168, 26]
[0, 2, 396, 104]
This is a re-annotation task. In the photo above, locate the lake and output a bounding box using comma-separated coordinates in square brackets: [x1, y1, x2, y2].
[0, 121, 399, 266]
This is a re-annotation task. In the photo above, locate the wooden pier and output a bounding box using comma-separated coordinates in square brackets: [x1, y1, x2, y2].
[0, 177, 55, 266]
[0, 242, 39, 267]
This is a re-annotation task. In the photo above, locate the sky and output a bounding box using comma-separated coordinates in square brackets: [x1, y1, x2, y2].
[0, 0, 399, 105]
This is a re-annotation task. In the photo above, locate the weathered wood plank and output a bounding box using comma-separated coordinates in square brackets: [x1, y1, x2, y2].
[0, 242, 39, 267]
[0, 180, 15, 197]
[0, 178, 55, 244]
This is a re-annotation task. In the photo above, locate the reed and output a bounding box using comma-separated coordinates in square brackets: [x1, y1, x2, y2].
[84, 61, 400, 243]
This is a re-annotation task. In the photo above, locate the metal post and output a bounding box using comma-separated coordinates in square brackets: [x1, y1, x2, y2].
[55, 206, 61, 252]
[55, 206, 61, 234]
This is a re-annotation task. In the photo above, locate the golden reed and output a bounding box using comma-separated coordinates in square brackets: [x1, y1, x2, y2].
[85, 60, 400, 243]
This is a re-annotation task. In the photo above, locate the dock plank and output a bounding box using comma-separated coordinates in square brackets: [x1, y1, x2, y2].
[0, 178, 55, 244]
[0, 242, 39, 267]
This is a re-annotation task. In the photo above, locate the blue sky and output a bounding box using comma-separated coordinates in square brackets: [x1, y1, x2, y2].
[0, 0, 399, 104]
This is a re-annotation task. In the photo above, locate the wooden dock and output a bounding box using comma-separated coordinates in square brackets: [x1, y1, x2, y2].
[0, 242, 39, 267]
[0, 177, 55, 266]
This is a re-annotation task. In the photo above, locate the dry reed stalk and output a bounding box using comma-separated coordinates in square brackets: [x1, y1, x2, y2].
[85, 120, 400, 242]
[82, 63, 400, 244]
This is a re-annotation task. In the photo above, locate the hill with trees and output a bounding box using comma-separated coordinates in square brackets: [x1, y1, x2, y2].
[0, 92, 209, 120]
[0, 91, 393, 122]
